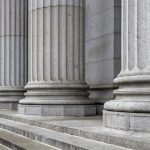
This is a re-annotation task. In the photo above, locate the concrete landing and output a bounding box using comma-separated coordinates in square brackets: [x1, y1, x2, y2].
[0, 110, 148, 150]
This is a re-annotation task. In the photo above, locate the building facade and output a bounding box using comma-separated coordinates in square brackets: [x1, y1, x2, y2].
[0, 0, 149, 149]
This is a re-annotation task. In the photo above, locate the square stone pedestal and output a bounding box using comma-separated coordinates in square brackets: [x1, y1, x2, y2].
[18, 104, 96, 116]
[104, 110, 150, 132]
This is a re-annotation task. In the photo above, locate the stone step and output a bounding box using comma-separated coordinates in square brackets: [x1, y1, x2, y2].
[0, 111, 139, 150]
[0, 128, 60, 150]
[0, 144, 11, 150]
[0, 117, 130, 150]
[1, 111, 150, 150]
[0, 111, 103, 141]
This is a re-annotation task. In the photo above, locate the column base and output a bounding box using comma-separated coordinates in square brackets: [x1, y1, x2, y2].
[103, 110, 150, 132]
[0, 87, 25, 110]
[18, 104, 96, 116]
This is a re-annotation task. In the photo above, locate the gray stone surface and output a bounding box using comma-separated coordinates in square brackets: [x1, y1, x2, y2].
[85, 0, 121, 113]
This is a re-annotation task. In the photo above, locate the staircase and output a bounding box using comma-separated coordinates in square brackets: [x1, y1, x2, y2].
[0, 111, 132, 150]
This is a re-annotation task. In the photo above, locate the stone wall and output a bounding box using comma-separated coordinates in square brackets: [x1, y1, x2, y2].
[85, 0, 121, 114]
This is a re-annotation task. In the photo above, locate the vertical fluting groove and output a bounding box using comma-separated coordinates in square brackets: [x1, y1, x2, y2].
[49, 4, 51, 81]
[134, 0, 138, 70]
[37, 0, 44, 81]
[1, 0, 5, 86]
[59, 5, 67, 81]
[21, 0, 25, 86]
[79, 4, 84, 81]
[57, 6, 61, 80]
[31, 0, 34, 81]
[4, 0, 8, 86]
[10, 0, 13, 86]
[5, 0, 8, 86]
[58, 4, 60, 80]
[50, 4, 52, 81]
[51, 5, 59, 81]
[32, 0, 38, 81]
[126, 0, 129, 71]
[14, 0, 17, 85]
[131, 0, 137, 70]
[9, 0, 11, 86]
[82, 4, 86, 81]
[29, 0, 32, 81]
[66, 4, 74, 81]
[74, 4, 79, 81]
[2, 0, 5, 86]
[19, 0, 22, 85]
[0, 0, 2, 85]
[24, 0, 28, 84]
[121, 0, 125, 72]
[15, 0, 18, 86]
[24, 0, 27, 84]
[16, 0, 20, 86]
[43, 3, 51, 81]
[72, 4, 75, 81]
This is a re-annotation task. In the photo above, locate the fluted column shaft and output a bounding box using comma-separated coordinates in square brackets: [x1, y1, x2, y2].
[0, 0, 28, 109]
[19, 0, 95, 116]
[104, 0, 150, 132]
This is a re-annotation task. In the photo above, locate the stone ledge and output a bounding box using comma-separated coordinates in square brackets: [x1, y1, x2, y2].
[18, 104, 96, 116]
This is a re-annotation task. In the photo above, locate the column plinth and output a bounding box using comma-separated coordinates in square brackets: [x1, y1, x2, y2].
[0, 0, 28, 109]
[18, 0, 96, 116]
[104, 0, 150, 132]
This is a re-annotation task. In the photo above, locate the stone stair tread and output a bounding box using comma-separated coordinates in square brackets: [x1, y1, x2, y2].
[0, 128, 60, 150]
[0, 118, 131, 150]
[0, 144, 11, 150]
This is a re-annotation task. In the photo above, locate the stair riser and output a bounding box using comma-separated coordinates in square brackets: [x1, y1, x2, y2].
[0, 138, 25, 150]
[0, 124, 88, 150]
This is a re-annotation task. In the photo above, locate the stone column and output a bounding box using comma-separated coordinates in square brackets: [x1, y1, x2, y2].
[19, 0, 96, 116]
[104, 0, 150, 132]
[0, 0, 28, 109]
